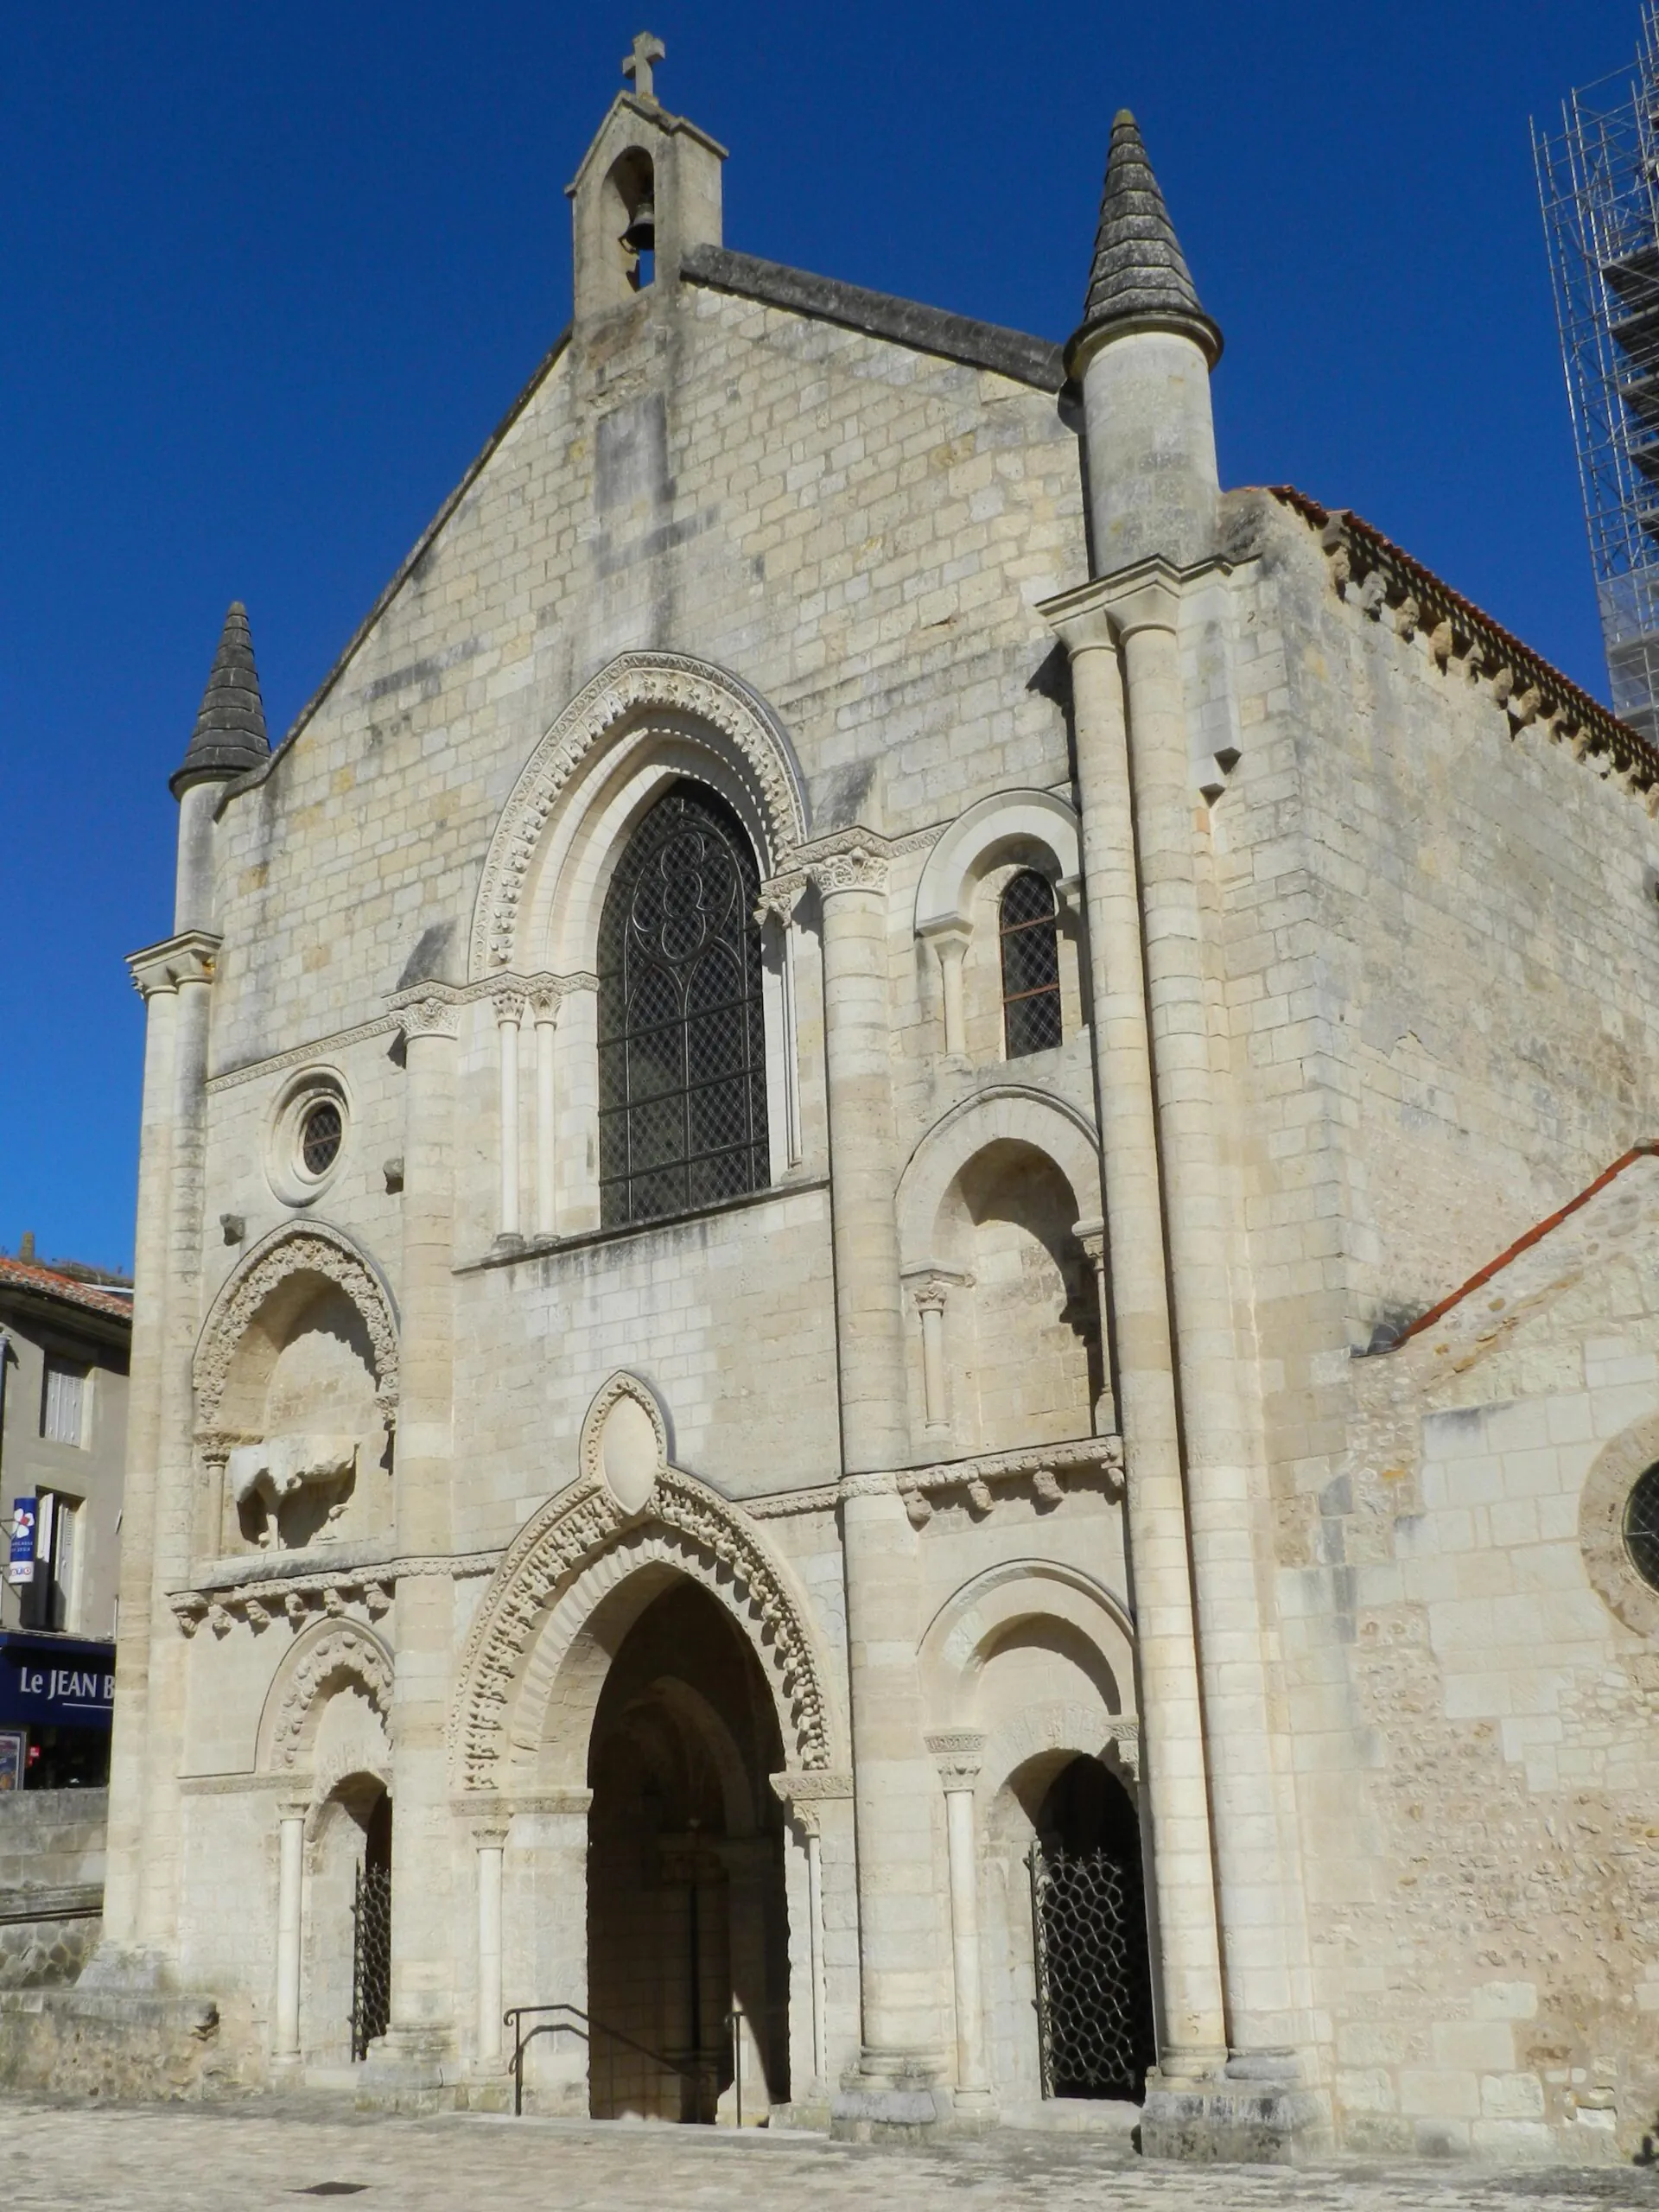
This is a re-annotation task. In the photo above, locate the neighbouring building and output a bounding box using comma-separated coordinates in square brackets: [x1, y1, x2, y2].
[26, 40, 1659, 2161]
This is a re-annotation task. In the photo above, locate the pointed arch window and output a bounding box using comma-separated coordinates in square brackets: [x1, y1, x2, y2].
[1000, 871, 1063, 1058]
[597, 782, 770, 1227]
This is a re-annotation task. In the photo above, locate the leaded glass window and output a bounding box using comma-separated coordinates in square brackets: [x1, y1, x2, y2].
[1624, 1462, 1659, 1592]
[1001, 870, 1063, 1058]
[598, 783, 770, 1227]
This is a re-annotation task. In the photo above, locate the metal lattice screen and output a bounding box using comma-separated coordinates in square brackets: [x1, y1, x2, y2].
[597, 782, 769, 1227]
[1028, 1840, 1155, 2101]
[351, 1859, 391, 2062]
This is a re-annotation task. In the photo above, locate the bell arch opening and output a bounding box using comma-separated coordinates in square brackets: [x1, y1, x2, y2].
[585, 1577, 790, 2123]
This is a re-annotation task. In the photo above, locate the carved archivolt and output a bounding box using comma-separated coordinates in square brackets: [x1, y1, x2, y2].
[193, 1223, 399, 1434]
[451, 1465, 835, 1791]
[469, 650, 809, 976]
[262, 1620, 395, 1773]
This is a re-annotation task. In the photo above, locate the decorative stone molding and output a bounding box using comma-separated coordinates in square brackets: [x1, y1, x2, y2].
[849, 1436, 1124, 1529]
[453, 1466, 835, 1791]
[265, 1622, 395, 1772]
[207, 1014, 401, 1096]
[392, 990, 462, 1041]
[1580, 1411, 1659, 1642]
[925, 1728, 986, 1789]
[168, 1557, 492, 1637]
[579, 1370, 671, 1513]
[192, 1223, 399, 1435]
[471, 649, 810, 975]
[491, 988, 529, 1026]
[753, 869, 809, 927]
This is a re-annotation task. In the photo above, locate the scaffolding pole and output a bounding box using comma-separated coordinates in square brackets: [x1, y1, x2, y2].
[1535, 3, 1659, 739]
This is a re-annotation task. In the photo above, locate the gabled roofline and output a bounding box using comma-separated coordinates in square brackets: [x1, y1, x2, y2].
[682, 245, 1065, 393]
[217, 326, 572, 811]
[563, 91, 728, 197]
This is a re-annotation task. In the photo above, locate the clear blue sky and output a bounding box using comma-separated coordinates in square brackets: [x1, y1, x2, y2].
[0, 0, 1638, 1273]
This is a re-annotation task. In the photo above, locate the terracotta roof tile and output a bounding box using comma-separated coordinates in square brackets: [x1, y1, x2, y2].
[0, 1256, 134, 1323]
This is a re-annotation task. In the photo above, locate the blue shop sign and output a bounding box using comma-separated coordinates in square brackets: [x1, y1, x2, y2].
[0, 1635, 116, 1729]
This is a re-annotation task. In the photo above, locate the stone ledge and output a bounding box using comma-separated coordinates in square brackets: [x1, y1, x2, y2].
[1140, 2077, 1332, 2164]
[0, 1982, 257, 2101]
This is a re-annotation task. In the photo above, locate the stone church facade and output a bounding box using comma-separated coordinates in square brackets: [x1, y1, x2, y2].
[50, 49, 1659, 2160]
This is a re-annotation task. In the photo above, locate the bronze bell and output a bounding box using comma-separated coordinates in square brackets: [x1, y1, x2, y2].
[621, 196, 657, 254]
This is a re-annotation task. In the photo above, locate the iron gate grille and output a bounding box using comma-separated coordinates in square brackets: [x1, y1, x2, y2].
[1027, 1840, 1154, 2100]
[351, 1859, 391, 2062]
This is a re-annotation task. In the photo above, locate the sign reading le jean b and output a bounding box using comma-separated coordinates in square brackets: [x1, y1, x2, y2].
[0, 1637, 116, 1729]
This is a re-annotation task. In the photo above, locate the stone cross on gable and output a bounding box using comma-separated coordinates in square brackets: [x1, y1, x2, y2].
[623, 30, 665, 104]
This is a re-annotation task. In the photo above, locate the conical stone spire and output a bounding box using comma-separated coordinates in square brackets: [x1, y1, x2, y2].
[171, 602, 270, 796]
[1067, 111, 1222, 378]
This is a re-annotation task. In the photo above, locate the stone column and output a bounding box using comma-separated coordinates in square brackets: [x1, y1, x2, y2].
[719, 1835, 776, 2124]
[531, 987, 561, 1240]
[275, 1799, 308, 2063]
[810, 842, 950, 2130]
[918, 921, 970, 1058]
[493, 988, 525, 1252]
[913, 1280, 950, 1433]
[556, 977, 601, 1234]
[137, 933, 219, 1958]
[1073, 1220, 1118, 1436]
[474, 1822, 508, 2069]
[385, 989, 461, 2077]
[1113, 588, 1310, 2072]
[98, 946, 182, 1952]
[927, 1732, 991, 2111]
[1040, 601, 1227, 2080]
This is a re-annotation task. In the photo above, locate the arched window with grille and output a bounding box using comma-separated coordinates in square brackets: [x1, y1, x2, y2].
[1000, 871, 1063, 1058]
[597, 781, 770, 1228]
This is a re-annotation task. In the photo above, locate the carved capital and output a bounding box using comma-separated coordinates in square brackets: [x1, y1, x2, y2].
[128, 929, 222, 1001]
[754, 870, 809, 928]
[492, 988, 528, 1027]
[397, 993, 461, 1041]
[926, 1727, 985, 1789]
[798, 831, 891, 900]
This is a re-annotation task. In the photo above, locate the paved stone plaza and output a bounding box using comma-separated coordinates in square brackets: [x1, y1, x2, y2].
[3, 2100, 1656, 2212]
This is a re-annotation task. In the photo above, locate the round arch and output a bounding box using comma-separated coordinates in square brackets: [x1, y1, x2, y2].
[914, 788, 1081, 938]
[256, 1616, 396, 1777]
[896, 1088, 1103, 1274]
[450, 1465, 840, 1796]
[918, 1556, 1135, 1733]
[469, 649, 809, 978]
[192, 1222, 400, 1440]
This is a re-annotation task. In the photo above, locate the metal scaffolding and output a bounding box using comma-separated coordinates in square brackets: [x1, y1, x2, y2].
[1535, 4, 1659, 741]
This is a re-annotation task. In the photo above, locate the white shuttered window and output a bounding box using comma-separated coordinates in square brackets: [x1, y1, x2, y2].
[42, 1359, 88, 1446]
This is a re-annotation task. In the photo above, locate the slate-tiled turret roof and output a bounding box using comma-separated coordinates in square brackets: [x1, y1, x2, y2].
[1068, 110, 1223, 375]
[170, 602, 270, 796]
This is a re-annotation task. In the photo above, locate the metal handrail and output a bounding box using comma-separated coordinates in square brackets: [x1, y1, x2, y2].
[502, 2001, 709, 2118]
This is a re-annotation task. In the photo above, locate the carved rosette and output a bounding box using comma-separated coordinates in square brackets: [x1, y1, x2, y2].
[470, 651, 809, 975]
[192, 1224, 400, 1439]
[453, 1465, 834, 1792]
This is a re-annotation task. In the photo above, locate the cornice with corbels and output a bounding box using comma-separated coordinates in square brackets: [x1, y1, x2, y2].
[1274, 486, 1659, 813]
[168, 1547, 502, 1637]
[386, 970, 597, 1040]
[836, 1435, 1122, 1528]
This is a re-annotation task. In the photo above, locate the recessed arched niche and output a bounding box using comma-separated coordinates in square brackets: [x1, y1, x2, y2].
[194, 1230, 398, 1559]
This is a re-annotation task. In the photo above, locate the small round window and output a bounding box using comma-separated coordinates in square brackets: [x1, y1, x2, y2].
[301, 1100, 343, 1178]
[1624, 1463, 1659, 1592]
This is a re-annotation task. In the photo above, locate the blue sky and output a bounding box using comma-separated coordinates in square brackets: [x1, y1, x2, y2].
[0, 0, 1639, 1271]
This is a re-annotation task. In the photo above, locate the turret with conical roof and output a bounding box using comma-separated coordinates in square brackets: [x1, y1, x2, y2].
[1068, 111, 1223, 575]
[170, 602, 270, 798]
[168, 601, 268, 935]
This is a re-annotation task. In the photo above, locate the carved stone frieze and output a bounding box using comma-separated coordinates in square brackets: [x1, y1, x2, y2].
[192, 1225, 399, 1436]
[453, 1466, 834, 1792]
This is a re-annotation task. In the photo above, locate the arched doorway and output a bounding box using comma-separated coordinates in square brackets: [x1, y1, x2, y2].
[1027, 1756, 1154, 2101]
[585, 1579, 790, 2122]
[302, 1777, 391, 2066]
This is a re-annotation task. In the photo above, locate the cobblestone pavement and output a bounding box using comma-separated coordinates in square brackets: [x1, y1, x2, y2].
[4, 2099, 1658, 2212]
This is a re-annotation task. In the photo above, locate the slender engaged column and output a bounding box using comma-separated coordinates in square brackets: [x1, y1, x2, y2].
[493, 989, 525, 1250]
[927, 1732, 990, 2103]
[920, 922, 970, 1058]
[914, 1282, 949, 1431]
[532, 988, 560, 1239]
[99, 956, 181, 1951]
[475, 1824, 507, 2067]
[387, 991, 461, 2068]
[1073, 1222, 1118, 1436]
[1116, 601, 1310, 2065]
[276, 1802, 307, 2062]
[812, 843, 950, 2104]
[1042, 610, 1227, 2075]
[806, 1825, 826, 2082]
